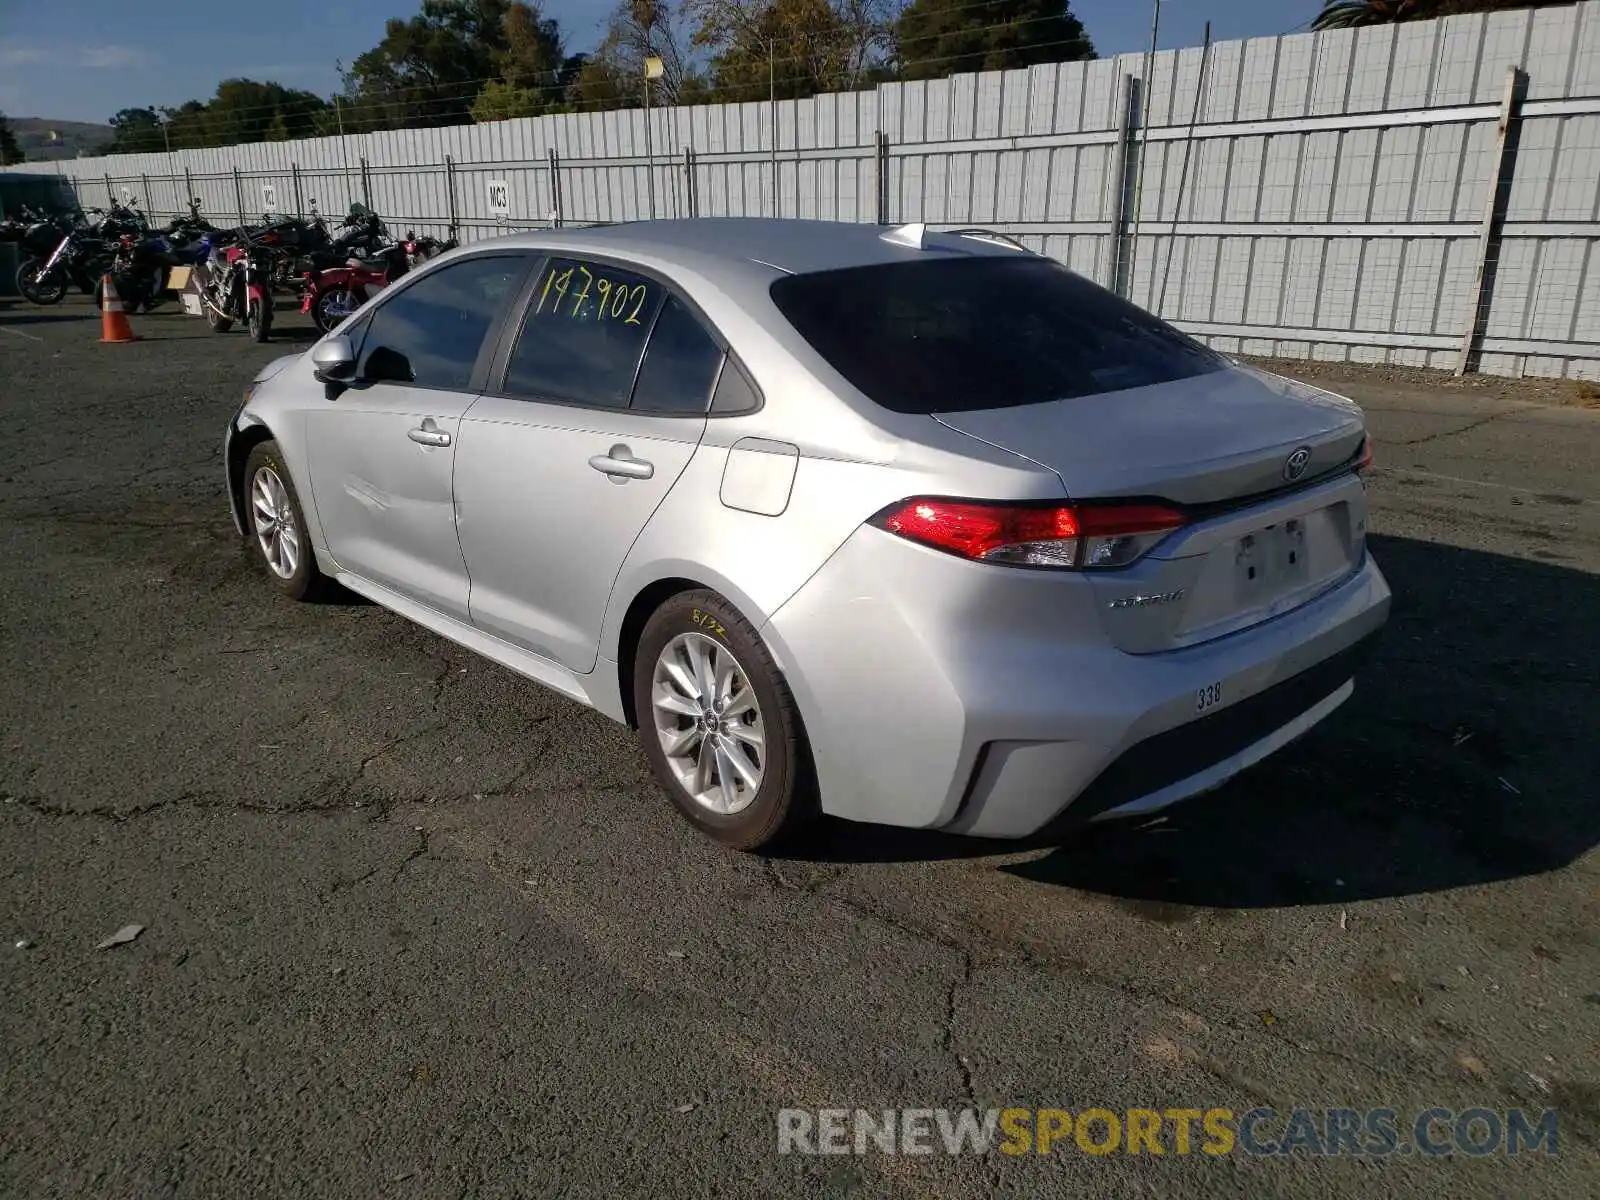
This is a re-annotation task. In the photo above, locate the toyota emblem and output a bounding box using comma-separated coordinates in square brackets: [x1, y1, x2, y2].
[1283, 446, 1313, 482]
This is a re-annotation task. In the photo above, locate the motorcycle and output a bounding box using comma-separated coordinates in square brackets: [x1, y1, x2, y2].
[96, 219, 217, 312]
[299, 206, 408, 333]
[193, 231, 277, 342]
[402, 224, 459, 269]
[15, 222, 115, 306]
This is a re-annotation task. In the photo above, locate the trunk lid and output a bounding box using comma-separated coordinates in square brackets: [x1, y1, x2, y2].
[935, 365, 1370, 653]
[931, 364, 1365, 506]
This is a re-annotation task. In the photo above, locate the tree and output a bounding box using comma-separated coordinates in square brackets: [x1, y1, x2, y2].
[202, 80, 328, 145]
[566, 0, 701, 111]
[470, 79, 548, 121]
[894, 0, 1094, 81]
[1310, 0, 1568, 30]
[104, 107, 166, 153]
[499, 0, 565, 93]
[340, 0, 552, 129]
[0, 113, 22, 166]
[686, 0, 888, 102]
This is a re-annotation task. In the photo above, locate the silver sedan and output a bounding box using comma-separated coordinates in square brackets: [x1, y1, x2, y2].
[224, 218, 1391, 849]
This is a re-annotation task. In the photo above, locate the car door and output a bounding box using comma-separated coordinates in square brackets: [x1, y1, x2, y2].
[454, 254, 726, 673]
[305, 252, 533, 620]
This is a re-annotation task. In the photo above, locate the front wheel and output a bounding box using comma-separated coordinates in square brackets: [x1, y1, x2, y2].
[16, 258, 67, 305]
[633, 590, 816, 851]
[243, 441, 325, 601]
[248, 293, 273, 343]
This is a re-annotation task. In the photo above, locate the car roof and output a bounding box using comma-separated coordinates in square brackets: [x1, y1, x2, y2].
[488, 218, 1020, 288]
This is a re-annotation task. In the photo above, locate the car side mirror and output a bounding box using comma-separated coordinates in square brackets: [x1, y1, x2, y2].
[311, 335, 357, 384]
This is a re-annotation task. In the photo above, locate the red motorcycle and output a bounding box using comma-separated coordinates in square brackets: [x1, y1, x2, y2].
[300, 252, 398, 333]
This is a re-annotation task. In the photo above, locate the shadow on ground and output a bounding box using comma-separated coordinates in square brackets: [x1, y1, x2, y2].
[0, 311, 87, 327]
[782, 534, 1600, 908]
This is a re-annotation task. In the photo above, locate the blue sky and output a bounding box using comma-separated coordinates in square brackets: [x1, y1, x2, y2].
[0, 0, 1314, 125]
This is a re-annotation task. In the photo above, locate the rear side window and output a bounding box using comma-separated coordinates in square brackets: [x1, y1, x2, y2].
[632, 295, 723, 414]
[768, 256, 1224, 414]
[505, 257, 665, 408]
[358, 255, 527, 389]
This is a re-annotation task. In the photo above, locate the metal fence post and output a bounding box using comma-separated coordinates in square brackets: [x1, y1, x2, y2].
[104, 173, 115, 205]
[684, 147, 697, 219]
[445, 155, 458, 229]
[140, 173, 152, 216]
[874, 132, 890, 225]
[547, 148, 562, 228]
[360, 157, 371, 208]
[1108, 74, 1141, 298]
[183, 166, 194, 209]
[233, 167, 246, 224]
[1457, 66, 1529, 377]
[292, 163, 303, 217]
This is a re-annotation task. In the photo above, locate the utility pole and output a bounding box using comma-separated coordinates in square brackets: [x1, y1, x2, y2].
[769, 39, 778, 218]
[643, 54, 664, 220]
[1127, 0, 1163, 300]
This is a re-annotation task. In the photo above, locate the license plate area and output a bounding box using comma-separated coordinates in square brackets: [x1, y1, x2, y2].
[1234, 518, 1311, 604]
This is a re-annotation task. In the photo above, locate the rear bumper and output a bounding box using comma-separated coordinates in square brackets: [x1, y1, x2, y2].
[762, 528, 1391, 839]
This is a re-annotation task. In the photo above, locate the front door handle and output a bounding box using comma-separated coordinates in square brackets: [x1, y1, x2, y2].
[588, 445, 654, 481]
[407, 419, 451, 448]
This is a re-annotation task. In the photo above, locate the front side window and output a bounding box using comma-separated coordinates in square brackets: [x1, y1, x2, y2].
[505, 257, 666, 408]
[769, 256, 1225, 415]
[358, 255, 528, 389]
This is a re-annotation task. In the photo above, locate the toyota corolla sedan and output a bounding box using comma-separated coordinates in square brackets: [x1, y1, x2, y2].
[224, 218, 1390, 850]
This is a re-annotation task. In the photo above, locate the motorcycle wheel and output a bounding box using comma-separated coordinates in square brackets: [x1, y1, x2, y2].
[311, 287, 357, 334]
[203, 292, 233, 334]
[248, 295, 273, 343]
[16, 258, 67, 306]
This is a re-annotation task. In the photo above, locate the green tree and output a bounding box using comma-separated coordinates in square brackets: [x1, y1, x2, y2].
[341, 0, 534, 129]
[470, 79, 548, 120]
[0, 113, 22, 165]
[893, 0, 1094, 80]
[1310, 0, 1567, 30]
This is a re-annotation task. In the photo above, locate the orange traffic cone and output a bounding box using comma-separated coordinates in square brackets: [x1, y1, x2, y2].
[100, 274, 138, 343]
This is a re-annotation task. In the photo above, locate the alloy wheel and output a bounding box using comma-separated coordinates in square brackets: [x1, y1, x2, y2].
[250, 465, 300, 580]
[651, 633, 766, 815]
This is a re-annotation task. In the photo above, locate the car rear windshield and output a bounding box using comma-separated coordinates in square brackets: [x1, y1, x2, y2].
[768, 255, 1225, 414]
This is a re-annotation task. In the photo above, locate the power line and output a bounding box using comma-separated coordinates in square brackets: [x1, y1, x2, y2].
[102, 3, 1106, 145]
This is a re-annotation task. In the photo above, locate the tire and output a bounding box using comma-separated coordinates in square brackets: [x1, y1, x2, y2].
[16, 258, 66, 305]
[633, 589, 815, 851]
[243, 440, 325, 601]
[203, 292, 233, 333]
[248, 294, 272, 343]
[311, 287, 356, 334]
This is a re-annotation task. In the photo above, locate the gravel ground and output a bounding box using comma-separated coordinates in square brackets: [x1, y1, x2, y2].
[1, 298, 1597, 1198]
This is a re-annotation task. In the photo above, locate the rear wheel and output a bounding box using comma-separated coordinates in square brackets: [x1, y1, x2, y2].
[243, 440, 324, 601]
[633, 590, 815, 850]
[312, 287, 357, 333]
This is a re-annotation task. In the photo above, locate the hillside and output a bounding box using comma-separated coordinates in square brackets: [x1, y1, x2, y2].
[6, 117, 115, 162]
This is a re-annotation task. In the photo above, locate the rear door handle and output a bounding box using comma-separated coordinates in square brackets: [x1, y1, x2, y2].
[407, 419, 451, 448]
[588, 445, 654, 481]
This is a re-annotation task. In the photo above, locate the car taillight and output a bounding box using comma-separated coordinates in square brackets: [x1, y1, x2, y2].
[869, 498, 1187, 570]
[1354, 437, 1374, 473]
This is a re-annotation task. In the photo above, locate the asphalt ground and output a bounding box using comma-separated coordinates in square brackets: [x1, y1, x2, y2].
[1, 296, 1597, 1199]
